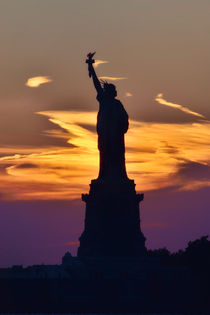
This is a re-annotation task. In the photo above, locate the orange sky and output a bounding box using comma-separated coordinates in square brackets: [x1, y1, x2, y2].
[0, 107, 210, 200]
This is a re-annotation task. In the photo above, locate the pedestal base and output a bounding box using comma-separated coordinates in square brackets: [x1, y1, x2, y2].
[77, 178, 146, 258]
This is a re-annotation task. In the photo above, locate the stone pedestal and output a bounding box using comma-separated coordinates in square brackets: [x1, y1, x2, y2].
[77, 178, 146, 258]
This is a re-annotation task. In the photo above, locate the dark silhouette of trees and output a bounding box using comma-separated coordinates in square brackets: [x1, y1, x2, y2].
[147, 247, 171, 264]
[148, 235, 210, 311]
[148, 235, 210, 269]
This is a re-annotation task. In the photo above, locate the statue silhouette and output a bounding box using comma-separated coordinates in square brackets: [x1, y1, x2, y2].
[86, 52, 128, 181]
[77, 53, 146, 258]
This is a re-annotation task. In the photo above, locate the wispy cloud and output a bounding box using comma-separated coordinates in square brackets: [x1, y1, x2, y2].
[155, 93, 205, 119]
[1, 110, 210, 200]
[25, 76, 52, 88]
[94, 60, 109, 68]
[99, 76, 127, 81]
[125, 92, 132, 97]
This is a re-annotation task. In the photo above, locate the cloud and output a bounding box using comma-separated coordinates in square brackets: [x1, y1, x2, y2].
[99, 76, 127, 81]
[1, 110, 210, 200]
[77, 123, 96, 133]
[171, 160, 210, 190]
[177, 160, 210, 180]
[0, 164, 12, 175]
[160, 141, 179, 154]
[125, 92, 132, 97]
[15, 163, 38, 169]
[94, 60, 109, 68]
[25, 76, 52, 88]
[0, 153, 27, 161]
[155, 93, 205, 119]
[127, 146, 156, 154]
[0, 98, 70, 147]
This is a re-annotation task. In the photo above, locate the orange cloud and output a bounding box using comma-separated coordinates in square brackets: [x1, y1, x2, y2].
[94, 60, 109, 68]
[155, 93, 205, 118]
[25, 76, 52, 88]
[99, 76, 127, 81]
[1, 111, 210, 200]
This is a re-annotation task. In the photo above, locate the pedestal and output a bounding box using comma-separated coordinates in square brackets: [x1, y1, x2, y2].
[77, 178, 146, 258]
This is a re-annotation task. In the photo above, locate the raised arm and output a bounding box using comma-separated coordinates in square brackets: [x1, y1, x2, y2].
[88, 63, 103, 94]
[86, 52, 103, 95]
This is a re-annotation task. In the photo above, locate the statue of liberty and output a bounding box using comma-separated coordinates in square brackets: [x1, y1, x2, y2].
[78, 52, 146, 258]
[86, 52, 129, 181]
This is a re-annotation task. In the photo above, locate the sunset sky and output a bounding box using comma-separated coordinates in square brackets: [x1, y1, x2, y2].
[0, 0, 210, 267]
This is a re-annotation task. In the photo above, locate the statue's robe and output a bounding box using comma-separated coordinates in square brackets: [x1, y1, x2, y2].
[96, 92, 129, 180]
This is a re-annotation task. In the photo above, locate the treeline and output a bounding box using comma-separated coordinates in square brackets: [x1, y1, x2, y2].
[148, 235, 210, 270]
[148, 235, 210, 308]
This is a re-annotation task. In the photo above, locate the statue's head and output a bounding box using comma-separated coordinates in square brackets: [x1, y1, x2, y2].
[102, 82, 117, 98]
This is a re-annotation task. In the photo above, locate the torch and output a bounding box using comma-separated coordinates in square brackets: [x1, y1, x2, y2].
[86, 52, 96, 78]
